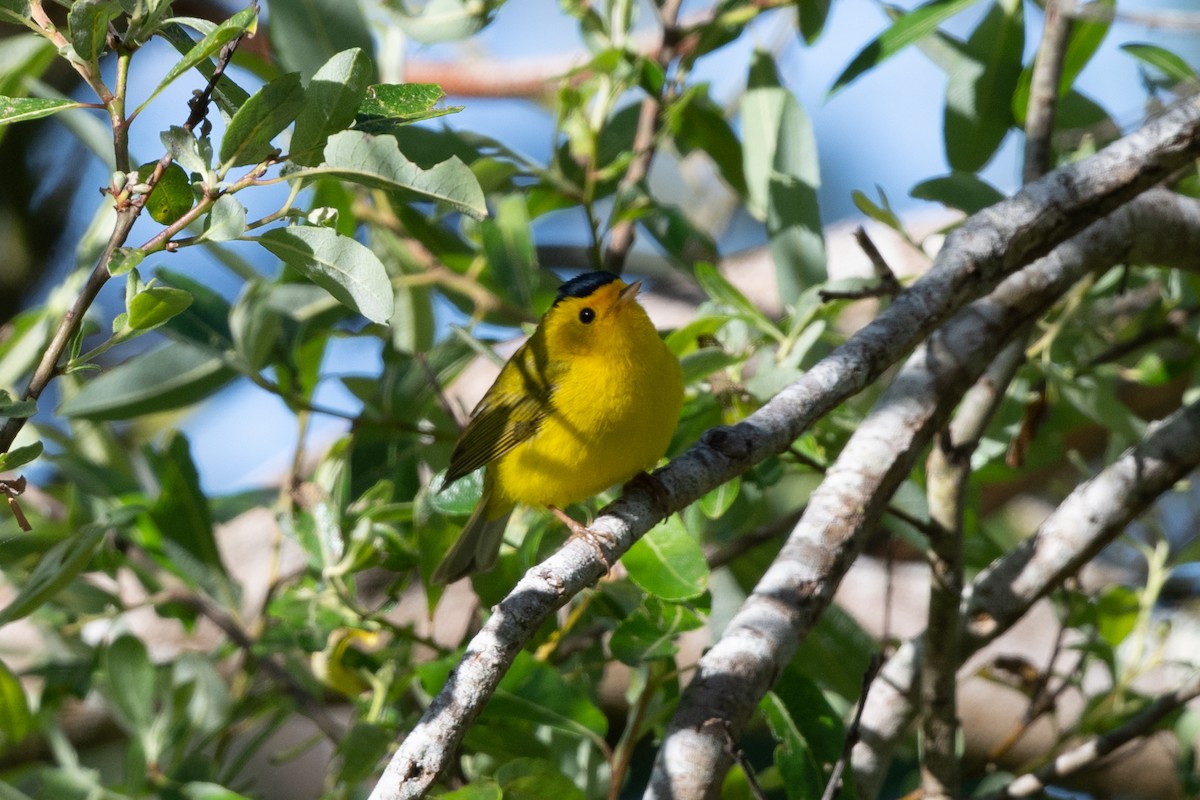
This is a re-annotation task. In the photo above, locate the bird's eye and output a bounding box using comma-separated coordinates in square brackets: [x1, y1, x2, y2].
[579, 308, 595, 324]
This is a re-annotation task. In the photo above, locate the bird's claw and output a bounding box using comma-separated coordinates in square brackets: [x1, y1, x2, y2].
[549, 505, 612, 575]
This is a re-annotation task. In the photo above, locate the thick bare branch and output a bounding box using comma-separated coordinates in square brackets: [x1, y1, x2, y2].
[648, 187, 1200, 799]
[849, 194, 1200, 798]
[369, 95, 1200, 799]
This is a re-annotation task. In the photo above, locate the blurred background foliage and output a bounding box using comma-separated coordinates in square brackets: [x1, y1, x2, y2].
[2, 0, 1200, 798]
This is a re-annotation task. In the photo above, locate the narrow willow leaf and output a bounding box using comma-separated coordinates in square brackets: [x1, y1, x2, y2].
[161, 126, 212, 178]
[104, 635, 155, 732]
[0, 441, 42, 472]
[0, 96, 84, 125]
[139, 7, 258, 114]
[157, 21, 251, 116]
[911, 172, 1004, 214]
[147, 432, 226, 586]
[0, 525, 106, 626]
[289, 49, 372, 167]
[256, 226, 394, 323]
[1122, 42, 1197, 83]
[127, 286, 193, 331]
[743, 52, 825, 300]
[830, 0, 981, 95]
[270, 0, 372, 81]
[58, 341, 237, 420]
[202, 194, 247, 242]
[797, 0, 832, 44]
[622, 515, 709, 601]
[944, 0, 1023, 172]
[291, 129, 487, 218]
[68, 0, 122, 63]
[0, 391, 36, 419]
[0, 660, 31, 746]
[694, 261, 781, 341]
[219, 72, 305, 167]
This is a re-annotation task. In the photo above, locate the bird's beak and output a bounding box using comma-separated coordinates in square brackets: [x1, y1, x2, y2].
[617, 280, 642, 308]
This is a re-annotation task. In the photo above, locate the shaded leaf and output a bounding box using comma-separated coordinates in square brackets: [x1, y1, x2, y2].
[58, 341, 237, 420]
[1122, 42, 1197, 84]
[831, 0, 981, 95]
[140, 7, 258, 113]
[0, 525, 106, 626]
[68, 0, 121, 63]
[944, 0, 1023, 171]
[104, 634, 155, 732]
[219, 72, 305, 167]
[0, 659, 31, 746]
[270, 0, 372, 81]
[610, 598, 704, 665]
[391, 0, 497, 43]
[0, 441, 42, 472]
[911, 171, 1005, 214]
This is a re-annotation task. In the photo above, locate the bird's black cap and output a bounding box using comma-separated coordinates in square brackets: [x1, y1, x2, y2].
[554, 271, 621, 305]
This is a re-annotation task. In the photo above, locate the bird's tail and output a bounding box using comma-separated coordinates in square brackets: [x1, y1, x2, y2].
[431, 491, 513, 584]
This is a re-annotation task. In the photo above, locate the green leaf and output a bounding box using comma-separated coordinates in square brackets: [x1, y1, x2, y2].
[694, 262, 781, 342]
[291, 129, 487, 218]
[104, 634, 155, 732]
[439, 783, 501, 800]
[257, 226, 394, 323]
[0, 1, 31, 23]
[354, 82, 463, 133]
[1122, 42, 1197, 84]
[202, 194, 246, 242]
[0, 441, 42, 472]
[623, 515, 709, 601]
[58, 340, 237, 420]
[610, 597, 704, 665]
[911, 171, 1005, 214]
[228, 279, 281, 370]
[147, 431, 225, 583]
[390, 0, 497, 44]
[481, 194, 537, 307]
[1012, 0, 1112, 126]
[496, 758, 585, 800]
[139, 161, 195, 225]
[698, 474, 740, 519]
[1095, 585, 1141, 647]
[667, 89, 746, 196]
[127, 286, 193, 331]
[0, 391, 36, 419]
[760, 669, 845, 799]
[0, 525, 106, 626]
[743, 51, 824, 301]
[288, 48, 373, 166]
[138, 6, 258, 114]
[158, 269, 234, 349]
[337, 722, 394, 784]
[797, 0, 832, 44]
[68, 0, 121, 63]
[0, 659, 31, 746]
[157, 22, 251, 117]
[219, 72, 305, 167]
[180, 784, 254, 800]
[830, 0, 981, 94]
[161, 125, 212, 178]
[944, 0, 1023, 172]
[270, 0, 372, 81]
[0, 95, 85, 125]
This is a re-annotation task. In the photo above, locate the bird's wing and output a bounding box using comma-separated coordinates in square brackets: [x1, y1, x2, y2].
[442, 336, 557, 488]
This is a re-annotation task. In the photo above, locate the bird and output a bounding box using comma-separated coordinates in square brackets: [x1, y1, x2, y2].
[431, 270, 684, 584]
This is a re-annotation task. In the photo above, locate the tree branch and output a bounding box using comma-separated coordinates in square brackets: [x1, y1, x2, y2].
[368, 93, 1200, 799]
[981, 671, 1200, 799]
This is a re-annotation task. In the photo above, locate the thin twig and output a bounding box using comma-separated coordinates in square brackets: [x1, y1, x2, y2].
[821, 653, 884, 800]
[1024, 0, 1073, 183]
[981, 671, 1200, 799]
[0, 6, 258, 457]
[603, 0, 683, 274]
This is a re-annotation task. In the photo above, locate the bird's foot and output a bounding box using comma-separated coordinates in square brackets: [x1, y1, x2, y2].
[549, 505, 612, 574]
[623, 470, 672, 518]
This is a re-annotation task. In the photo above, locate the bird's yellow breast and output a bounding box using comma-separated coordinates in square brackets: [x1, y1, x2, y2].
[491, 311, 682, 509]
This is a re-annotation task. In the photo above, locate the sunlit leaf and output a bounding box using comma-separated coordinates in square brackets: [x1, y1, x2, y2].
[623, 515, 709, 600]
[219, 72, 305, 167]
[0, 95, 84, 125]
[256, 225, 394, 323]
[289, 48, 373, 166]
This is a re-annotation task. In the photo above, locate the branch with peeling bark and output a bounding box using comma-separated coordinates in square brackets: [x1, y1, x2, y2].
[367, 91, 1200, 800]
